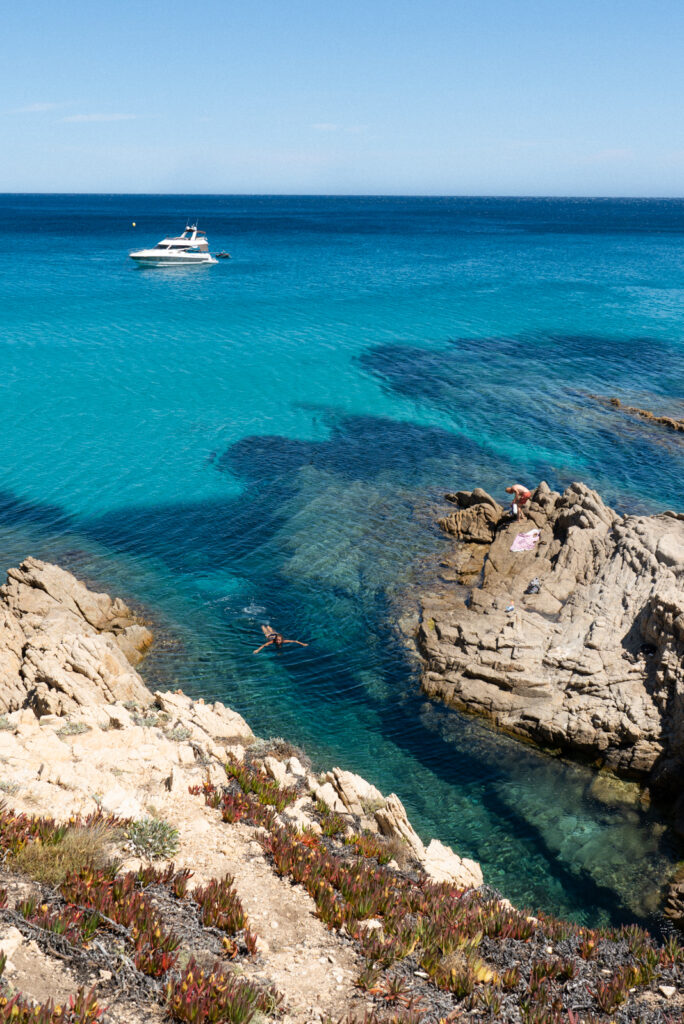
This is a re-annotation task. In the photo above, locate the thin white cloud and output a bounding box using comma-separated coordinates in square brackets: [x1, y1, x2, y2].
[11, 102, 62, 114]
[61, 113, 136, 123]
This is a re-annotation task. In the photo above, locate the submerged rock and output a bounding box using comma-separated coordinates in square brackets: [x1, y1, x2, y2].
[591, 394, 684, 433]
[417, 482, 684, 787]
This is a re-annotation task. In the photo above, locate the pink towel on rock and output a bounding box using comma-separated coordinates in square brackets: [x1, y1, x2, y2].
[510, 529, 541, 552]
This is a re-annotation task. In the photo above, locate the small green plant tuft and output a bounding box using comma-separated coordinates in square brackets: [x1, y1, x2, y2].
[168, 725, 193, 741]
[57, 721, 91, 738]
[0, 985, 104, 1023]
[132, 712, 160, 728]
[124, 817, 180, 859]
[193, 875, 248, 935]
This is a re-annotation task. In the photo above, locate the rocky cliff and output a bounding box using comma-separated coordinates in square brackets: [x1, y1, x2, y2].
[417, 482, 684, 796]
[0, 558, 154, 716]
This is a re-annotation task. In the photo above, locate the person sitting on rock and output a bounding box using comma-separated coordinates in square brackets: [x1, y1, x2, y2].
[253, 624, 309, 654]
[506, 483, 532, 520]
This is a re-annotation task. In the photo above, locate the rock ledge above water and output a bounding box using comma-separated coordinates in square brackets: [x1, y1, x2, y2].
[417, 482, 684, 795]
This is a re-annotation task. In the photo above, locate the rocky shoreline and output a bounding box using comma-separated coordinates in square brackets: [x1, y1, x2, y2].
[0, 556, 682, 1023]
[0, 557, 481, 893]
[416, 483, 684, 794]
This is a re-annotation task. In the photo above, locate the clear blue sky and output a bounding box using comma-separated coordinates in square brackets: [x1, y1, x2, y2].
[3, 0, 684, 195]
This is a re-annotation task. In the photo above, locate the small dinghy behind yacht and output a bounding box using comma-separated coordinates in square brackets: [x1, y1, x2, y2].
[129, 225, 218, 266]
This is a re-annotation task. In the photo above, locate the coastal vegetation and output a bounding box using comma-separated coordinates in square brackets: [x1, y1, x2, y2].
[0, 539, 682, 1020]
[0, 760, 682, 1022]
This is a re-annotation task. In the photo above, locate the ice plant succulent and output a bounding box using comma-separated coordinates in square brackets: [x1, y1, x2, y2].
[225, 755, 298, 811]
[166, 958, 282, 1024]
[193, 875, 248, 934]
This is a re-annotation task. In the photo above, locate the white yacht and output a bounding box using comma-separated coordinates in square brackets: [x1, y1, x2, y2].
[129, 225, 218, 266]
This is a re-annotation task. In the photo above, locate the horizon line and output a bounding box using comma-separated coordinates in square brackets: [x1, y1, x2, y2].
[1, 191, 684, 201]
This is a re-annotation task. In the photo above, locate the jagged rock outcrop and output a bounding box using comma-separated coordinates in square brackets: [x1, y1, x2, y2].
[315, 767, 483, 888]
[0, 558, 153, 716]
[418, 482, 684, 786]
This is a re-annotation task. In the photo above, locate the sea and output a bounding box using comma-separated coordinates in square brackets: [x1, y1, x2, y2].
[1, 194, 683, 929]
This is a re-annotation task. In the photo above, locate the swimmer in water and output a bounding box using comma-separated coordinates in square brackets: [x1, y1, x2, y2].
[253, 624, 309, 654]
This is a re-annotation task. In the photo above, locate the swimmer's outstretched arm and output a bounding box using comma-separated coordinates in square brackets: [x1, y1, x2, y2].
[282, 639, 308, 646]
[253, 640, 274, 654]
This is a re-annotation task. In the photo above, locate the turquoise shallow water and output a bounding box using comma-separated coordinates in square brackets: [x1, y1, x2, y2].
[1, 195, 683, 928]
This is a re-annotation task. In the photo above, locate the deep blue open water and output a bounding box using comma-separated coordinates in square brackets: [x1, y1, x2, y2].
[1, 195, 683, 928]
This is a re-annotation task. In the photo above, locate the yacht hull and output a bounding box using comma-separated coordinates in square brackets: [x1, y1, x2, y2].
[130, 254, 218, 267]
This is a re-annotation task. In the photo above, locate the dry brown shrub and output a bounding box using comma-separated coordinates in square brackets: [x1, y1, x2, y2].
[247, 736, 310, 768]
[379, 835, 416, 870]
[12, 821, 119, 886]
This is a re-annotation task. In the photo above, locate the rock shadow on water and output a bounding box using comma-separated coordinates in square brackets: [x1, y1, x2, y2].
[66, 413, 497, 583]
[0, 490, 74, 534]
[218, 412, 495, 486]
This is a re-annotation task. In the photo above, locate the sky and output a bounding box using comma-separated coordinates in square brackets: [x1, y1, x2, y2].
[3, 0, 684, 195]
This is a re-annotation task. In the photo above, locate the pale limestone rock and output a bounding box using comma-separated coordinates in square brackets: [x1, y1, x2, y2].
[281, 802, 321, 834]
[331, 768, 384, 816]
[421, 839, 483, 888]
[19, 729, 70, 764]
[315, 767, 385, 819]
[374, 793, 425, 860]
[287, 756, 306, 777]
[310, 780, 347, 815]
[115, 624, 154, 666]
[37, 714, 61, 728]
[358, 918, 383, 932]
[0, 558, 153, 715]
[0, 927, 25, 971]
[154, 691, 253, 743]
[205, 762, 228, 788]
[440, 492, 503, 544]
[264, 756, 290, 787]
[417, 482, 684, 784]
[43, 764, 82, 789]
[99, 705, 134, 730]
[176, 744, 196, 767]
[99, 786, 144, 819]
